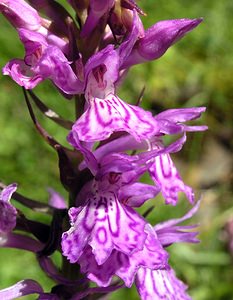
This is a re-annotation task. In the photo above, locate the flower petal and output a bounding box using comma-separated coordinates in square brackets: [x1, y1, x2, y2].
[3, 59, 43, 89]
[0, 183, 17, 202]
[84, 45, 119, 98]
[149, 151, 194, 205]
[0, 0, 41, 30]
[155, 200, 200, 231]
[116, 224, 169, 287]
[155, 201, 200, 246]
[32, 46, 84, 94]
[72, 93, 159, 142]
[156, 107, 208, 134]
[117, 10, 144, 67]
[119, 182, 160, 207]
[62, 191, 147, 265]
[48, 188, 67, 209]
[79, 225, 168, 288]
[79, 246, 124, 287]
[3, 28, 84, 93]
[123, 18, 202, 68]
[135, 267, 191, 300]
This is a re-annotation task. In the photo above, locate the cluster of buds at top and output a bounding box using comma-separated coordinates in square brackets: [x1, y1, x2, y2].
[0, 0, 207, 299]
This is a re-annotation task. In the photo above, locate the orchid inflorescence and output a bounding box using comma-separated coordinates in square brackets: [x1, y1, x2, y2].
[0, 1, 207, 299]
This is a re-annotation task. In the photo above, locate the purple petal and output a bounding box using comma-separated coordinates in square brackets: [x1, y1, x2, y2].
[135, 267, 191, 300]
[97, 153, 142, 177]
[79, 225, 168, 288]
[157, 226, 199, 247]
[157, 107, 206, 123]
[149, 150, 194, 205]
[0, 280, 43, 300]
[3, 28, 83, 93]
[84, 45, 119, 91]
[0, 0, 41, 30]
[71, 93, 159, 142]
[96, 134, 187, 179]
[90, 135, 146, 162]
[124, 133, 187, 167]
[62, 191, 147, 265]
[38, 294, 60, 300]
[117, 10, 144, 67]
[48, 188, 67, 209]
[122, 18, 202, 68]
[3, 43, 84, 93]
[156, 107, 208, 134]
[81, 0, 115, 37]
[32, 45, 84, 94]
[155, 201, 200, 246]
[78, 135, 145, 171]
[155, 200, 200, 231]
[0, 184, 17, 233]
[18, 28, 48, 65]
[115, 224, 169, 287]
[3, 59, 43, 89]
[0, 183, 17, 202]
[79, 246, 124, 287]
[67, 130, 98, 175]
[37, 26, 68, 54]
[119, 182, 160, 207]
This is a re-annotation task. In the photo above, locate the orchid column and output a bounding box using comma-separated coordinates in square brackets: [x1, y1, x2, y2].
[0, 1, 207, 299]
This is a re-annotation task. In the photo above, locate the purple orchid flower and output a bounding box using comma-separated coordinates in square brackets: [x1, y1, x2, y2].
[156, 107, 208, 135]
[155, 200, 200, 246]
[135, 267, 191, 300]
[135, 201, 200, 300]
[1, 0, 84, 93]
[122, 18, 203, 69]
[61, 132, 190, 287]
[81, 0, 115, 38]
[61, 171, 150, 266]
[77, 106, 207, 205]
[0, 183, 17, 233]
[148, 107, 207, 205]
[77, 224, 169, 288]
[70, 15, 159, 142]
[70, 13, 205, 144]
[0, 0, 41, 30]
[148, 144, 195, 205]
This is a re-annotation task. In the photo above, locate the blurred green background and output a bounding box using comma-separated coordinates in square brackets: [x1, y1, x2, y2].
[0, 0, 233, 299]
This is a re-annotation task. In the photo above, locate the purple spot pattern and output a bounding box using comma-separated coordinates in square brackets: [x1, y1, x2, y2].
[135, 268, 191, 300]
[62, 189, 147, 265]
[77, 225, 168, 288]
[115, 224, 169, 287]
[79, 246, 127, 287]
[149, 152, 194, 205]
[72, 93, 159, 142]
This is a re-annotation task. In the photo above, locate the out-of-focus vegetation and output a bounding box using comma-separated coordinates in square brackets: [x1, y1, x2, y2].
[0, 0, 232, 299]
